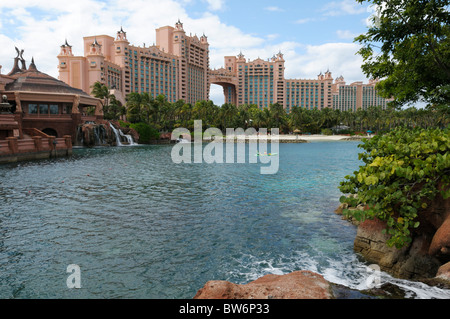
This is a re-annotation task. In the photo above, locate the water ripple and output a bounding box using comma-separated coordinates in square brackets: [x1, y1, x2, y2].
[0, 142, 448, 299]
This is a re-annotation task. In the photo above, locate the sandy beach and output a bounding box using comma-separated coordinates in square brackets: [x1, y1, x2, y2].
[244, 134, 372, 142]
[198, 134, 372, 143]
[280, 134, 354, 141]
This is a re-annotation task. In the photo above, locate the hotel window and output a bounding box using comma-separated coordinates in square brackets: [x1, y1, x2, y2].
[50, 104, 59, 115]
[39, 104, 49, 115]
[64, 104, 72, 114]
[29, 104, 38, 114]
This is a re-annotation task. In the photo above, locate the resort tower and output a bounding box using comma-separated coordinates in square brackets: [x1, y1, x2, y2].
[57, 21, 210, 106]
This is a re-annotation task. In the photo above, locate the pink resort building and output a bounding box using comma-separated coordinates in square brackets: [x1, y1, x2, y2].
[58, 20, 209, 106]
[58, 21, 392, 113]
[210, 52, 393, 112]
[331, 76, 393, 111]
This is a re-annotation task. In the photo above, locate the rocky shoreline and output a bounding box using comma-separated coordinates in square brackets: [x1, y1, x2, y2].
[194, 271, 334, 299]
[193, 270, 432, 299]
[193, 192, 450, 300]
[335, 193, 450, 288]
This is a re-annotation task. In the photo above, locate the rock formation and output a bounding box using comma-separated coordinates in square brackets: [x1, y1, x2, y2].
[337, 190, 450, 282]
[77, 123, 111, 147]
[436, 262, 450, 281]
[194, 271, 333, 299]
[353, 218, 442, 279]
[109, 120, 140, 144]
[76, 120, 139, 147]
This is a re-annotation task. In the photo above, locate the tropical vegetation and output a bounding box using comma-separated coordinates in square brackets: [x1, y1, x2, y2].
[91, 82, 449, 137]
[338, 0, 450, 250]
[355, 0, 450, 108]
[90, 81, 126, 121]
[339, 126, 450, 248]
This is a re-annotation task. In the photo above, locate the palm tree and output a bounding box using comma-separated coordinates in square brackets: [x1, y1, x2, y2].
[90, 82, 111, 107]
[245, 104, 261, 130]
[125, 92, 144, 123]
[218, 103, 237, 131]
[288, 105, 303, 132]
[257, 107, 271, 129]
[236, 104, 251, 129]
[269, 103, 288, 133]
[178, 102, 194, 130]
[193, 100, 219, 128]
[355, 108, 367, 132]
[320, 107, 337, 129]
[103, 95, 124, 120]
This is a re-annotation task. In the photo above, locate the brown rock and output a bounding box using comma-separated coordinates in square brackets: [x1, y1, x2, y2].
[354, 218, 441, 279]
[436, 262, 450, 281]
[354, 219, 405, 266]
[334, 197, 366, 226]
[421, 262, 450, 289]
[334, 202, 348, 215]
[429, 216, 450, 259]
[194, 271, 333, 299]
[159, 132, 171, 140]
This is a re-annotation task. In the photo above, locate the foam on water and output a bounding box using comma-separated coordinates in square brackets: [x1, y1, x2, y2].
[228, 251, 450, 299]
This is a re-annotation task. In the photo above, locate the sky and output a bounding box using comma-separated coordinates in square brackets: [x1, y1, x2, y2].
[0, 0, 376, 105]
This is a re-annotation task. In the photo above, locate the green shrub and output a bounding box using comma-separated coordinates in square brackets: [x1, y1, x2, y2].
[336, 129, 356, 135]
[321, 128, 333, 135]
[119, 120, 130, 128]
[339, 126, 450, 248]
[129, 122, 160, 143]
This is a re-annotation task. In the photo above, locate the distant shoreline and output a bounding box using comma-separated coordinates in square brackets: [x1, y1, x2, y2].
[200, 134, 371, 143]
[272, 134, 370, 142]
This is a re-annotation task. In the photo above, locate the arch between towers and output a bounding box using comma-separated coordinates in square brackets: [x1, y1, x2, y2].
[209, 74, 239, 106]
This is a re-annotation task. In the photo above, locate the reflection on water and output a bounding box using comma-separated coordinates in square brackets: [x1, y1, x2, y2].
[0, 142, 449, 299]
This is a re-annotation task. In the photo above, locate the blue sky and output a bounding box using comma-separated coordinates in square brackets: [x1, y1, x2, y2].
[190, 0, 370, 45]
[0, 0, 375, 105]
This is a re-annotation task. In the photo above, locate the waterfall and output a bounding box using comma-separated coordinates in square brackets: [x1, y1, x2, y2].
[121, 131, 136, 145]
[75, 122, 136, 147]
[109, 122, 137, 146]
[110, 122, 123, 146]
[93, 125, 107, 146]
[76, 126, 84, 146]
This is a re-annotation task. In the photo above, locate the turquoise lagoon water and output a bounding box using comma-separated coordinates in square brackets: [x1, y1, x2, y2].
[0, 141, 449, 299]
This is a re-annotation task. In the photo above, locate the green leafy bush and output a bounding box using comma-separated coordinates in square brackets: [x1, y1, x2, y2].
[339, 126, 450, 248]
[119, 120, 130, 128]
[129, 122, 160, 143]
[334, 129, 355, 135]
[321, 128, 333, 135]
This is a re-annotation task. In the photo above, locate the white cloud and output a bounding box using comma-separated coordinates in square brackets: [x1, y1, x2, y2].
[204, 0, 225, 11]
[209, 85, 225, 105]
[267, 34, 280, 41]
[322, 0, 367, 16]
[364, 3, 383, 27]
[265, 6, 284, 12]
[0, 0, 125, 77]
[336, 29, 359, 40]
[284, 43, 366, 84]
[294, 18, 316, 24]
